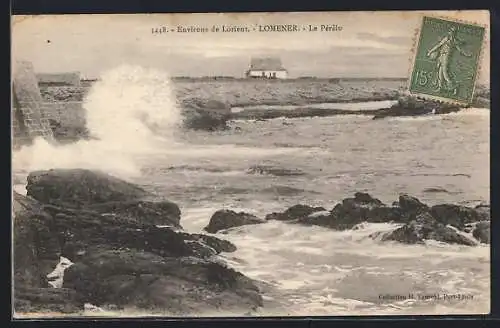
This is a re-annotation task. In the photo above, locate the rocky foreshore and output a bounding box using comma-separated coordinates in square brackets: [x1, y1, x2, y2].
[229, 94, 489, 122]
[13, 169, 490, 316]
[204, 192, 490, 246]
[13, 169, 262, 316]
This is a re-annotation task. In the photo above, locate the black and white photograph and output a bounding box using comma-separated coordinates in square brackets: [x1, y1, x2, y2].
[11, 11, 490, 318]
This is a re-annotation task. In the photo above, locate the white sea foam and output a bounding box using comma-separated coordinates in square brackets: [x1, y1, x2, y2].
[231, 100, 398, 112]
[12, 65, 182, 179]
[387, 107, 490, 122]
[46, 256, 74, 288]
[179, 206, 490, 315]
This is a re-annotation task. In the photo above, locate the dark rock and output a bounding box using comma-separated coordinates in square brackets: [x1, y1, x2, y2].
[13, 201, 60, 289]
[13, 193, 83, 314]
[41, 205, 236, 262]
[14, 213, 49, 290]
[49, 210, 194, 259]
[182, 99, 231, 131]
[63, 249, 262, 313]
[265, 204, 327, 222]
[430, 204, 485, 230]
[247, 165, 305, 176]
[314, 193, 399, 229]
[204, 210, 265, 233]
[13, 191, 42, 214]
[187, 234, 238, 253]
[14, 286, 84, 314]
[85, 199, 182, 228]
[381, 212, 477, 246]
[423, 187, 449, 193]
[296, 210, 332, 226]
[325, 199, 400, 230]
[266, 193, 403, 230]
[352, 192, 384, 205]
[27, 169, 151, 207]
[398, 194, 429, 215]
[472, 221, 490, 244]
[474, 204, 491, 221]
[372, 95, 462, 120]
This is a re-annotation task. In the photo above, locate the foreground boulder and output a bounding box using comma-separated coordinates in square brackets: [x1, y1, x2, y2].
[26, 169, 151, 207]
[85, 199, 182, 228]
[204, 210, 265, 233]
[14, 286, 84, 314]
[26, 169, 181, 227]
[13, 193, 84, 314]
[38, 200, 239, 262]
[63, 249, 262, 314]
[14, 169, 260, 315]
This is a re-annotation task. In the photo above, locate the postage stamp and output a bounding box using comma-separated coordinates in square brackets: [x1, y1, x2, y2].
[409, 15, 486, 105]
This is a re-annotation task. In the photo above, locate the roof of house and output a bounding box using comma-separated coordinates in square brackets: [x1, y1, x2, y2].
[248, 57, 287, 71]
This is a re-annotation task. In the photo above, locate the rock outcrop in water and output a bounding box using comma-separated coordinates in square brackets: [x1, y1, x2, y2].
[246, 165, 306, 177]
[372, 96, 462, 120]
[265, 204, 327, 222]
[262, 192, 489, 246]
[182, 99, 231, 131]
[472, 221, 490, 244]
[204, 210, 265, 233]
[14, 169, 262, 315]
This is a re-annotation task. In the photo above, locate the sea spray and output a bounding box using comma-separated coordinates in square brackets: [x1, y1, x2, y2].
[84, 65, 182, 146]
[12, 65, 182, 179]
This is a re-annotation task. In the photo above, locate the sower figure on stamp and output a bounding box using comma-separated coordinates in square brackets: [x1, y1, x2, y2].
[426, 26, 472, 94]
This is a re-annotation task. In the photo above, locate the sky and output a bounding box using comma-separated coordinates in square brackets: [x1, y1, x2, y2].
[12, 11, 490, 82]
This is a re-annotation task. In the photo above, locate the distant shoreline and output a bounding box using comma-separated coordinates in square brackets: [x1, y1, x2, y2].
[76, 77, 409, 84]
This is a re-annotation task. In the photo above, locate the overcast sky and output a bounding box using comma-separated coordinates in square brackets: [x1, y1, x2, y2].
[12, 11, 490, 82]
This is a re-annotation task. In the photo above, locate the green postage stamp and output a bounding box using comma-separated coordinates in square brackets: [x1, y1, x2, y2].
[409, 16, 486, 105]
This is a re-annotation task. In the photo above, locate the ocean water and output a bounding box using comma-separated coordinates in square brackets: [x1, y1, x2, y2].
[12, 65, 490, 316]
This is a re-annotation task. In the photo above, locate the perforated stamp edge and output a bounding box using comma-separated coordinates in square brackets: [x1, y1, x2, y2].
[405, 13, 488, 106]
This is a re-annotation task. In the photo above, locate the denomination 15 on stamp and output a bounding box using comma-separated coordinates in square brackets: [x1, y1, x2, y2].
[409, 16, 486, 105]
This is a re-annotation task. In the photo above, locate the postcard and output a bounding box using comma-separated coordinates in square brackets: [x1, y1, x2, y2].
[11, 10, 490, 318]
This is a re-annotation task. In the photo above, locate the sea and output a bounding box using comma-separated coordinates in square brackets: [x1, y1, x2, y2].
[12, 65, 490, 316]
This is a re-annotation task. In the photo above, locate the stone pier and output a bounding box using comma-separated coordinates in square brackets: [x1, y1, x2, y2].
[12, 61, 55, 148]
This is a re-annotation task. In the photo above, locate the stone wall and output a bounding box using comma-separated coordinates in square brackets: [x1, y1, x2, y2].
[12, 61, 55, 147]
[41, 102, 86, 128]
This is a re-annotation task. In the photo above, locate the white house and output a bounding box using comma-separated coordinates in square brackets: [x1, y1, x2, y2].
[245, 57, 288, 79]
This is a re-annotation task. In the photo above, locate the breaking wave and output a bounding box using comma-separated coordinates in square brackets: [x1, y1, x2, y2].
[12, 65, 183, 179]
